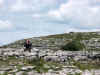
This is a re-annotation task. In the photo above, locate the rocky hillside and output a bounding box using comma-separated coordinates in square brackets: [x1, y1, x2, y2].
[0, 32, 100, 75]
[1, 32, 100, 50]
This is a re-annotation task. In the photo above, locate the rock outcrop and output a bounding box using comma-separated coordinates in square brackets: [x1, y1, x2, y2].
[0, 48, 100, 75]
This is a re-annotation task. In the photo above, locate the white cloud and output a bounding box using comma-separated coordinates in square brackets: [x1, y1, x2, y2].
[32, 14, 42, 19]
[10, 0, 30, 12]
[48, 0, 100, 26]
[0, 0, 3, 6]
[9, 0, 63, 12]
[48, 10, 62, 20]
[65, 27, 100, 33]
[0, 20, 13, 29]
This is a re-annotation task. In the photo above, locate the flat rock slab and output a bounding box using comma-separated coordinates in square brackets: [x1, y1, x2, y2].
[0, 71, 5, 74]
[21, 66, 35, 71]
[0, 68, 12, 71]
[16, 71, 23, 75]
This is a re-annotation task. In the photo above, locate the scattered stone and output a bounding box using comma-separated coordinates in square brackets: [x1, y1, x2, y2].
[21, 66, 35, 71]
[0, 48, 100, 75]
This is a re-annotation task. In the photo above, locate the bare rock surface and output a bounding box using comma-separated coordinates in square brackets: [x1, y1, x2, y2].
[0, 48, 100, 75]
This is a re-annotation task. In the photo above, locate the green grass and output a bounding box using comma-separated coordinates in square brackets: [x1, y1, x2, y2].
[3, 72, 8, 75]
[73, 60, 100, 71]
[24, 58, 64, 73]
[67, 72, 82, 75]
[22, 72, 27, 75]
[75, 73, 82, 75]
[0, 60, 9, 67]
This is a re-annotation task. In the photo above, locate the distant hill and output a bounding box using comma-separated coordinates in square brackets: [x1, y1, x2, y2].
[1, 32, 100, 50]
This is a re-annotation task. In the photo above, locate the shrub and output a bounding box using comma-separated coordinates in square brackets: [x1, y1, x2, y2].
[62, 40, 84, 51]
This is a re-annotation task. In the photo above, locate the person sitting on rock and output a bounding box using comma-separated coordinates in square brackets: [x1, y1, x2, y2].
[24, 40, 32, 52]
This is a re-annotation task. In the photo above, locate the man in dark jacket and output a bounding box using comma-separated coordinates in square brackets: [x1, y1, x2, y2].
[24, 40, 32, 52]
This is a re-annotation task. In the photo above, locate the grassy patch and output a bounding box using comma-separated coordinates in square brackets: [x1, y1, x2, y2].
[73, 60, 100, 71]
[67, 73, 82, 75]
[22, 72, 27, 75]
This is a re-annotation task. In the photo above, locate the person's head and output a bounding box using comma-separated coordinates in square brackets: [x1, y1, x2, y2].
[26, 40, 30, 44]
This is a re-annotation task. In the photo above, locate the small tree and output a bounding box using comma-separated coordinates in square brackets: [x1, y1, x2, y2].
[62, 40, 85, 51]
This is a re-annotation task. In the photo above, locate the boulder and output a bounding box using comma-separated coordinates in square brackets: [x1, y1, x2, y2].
[44, 56, 59, 62]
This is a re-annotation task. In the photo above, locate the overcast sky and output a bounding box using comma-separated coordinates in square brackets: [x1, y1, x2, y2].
[0, 0, 100, 45]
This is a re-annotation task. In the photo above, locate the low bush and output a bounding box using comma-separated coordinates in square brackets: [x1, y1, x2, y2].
[61, 40, 84, 51]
